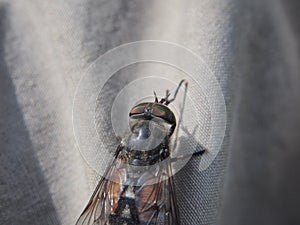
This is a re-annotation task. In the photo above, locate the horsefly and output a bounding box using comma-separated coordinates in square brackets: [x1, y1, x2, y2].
[76, 80, 205, 225]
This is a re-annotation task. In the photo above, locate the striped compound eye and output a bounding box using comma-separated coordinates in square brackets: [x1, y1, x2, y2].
[129, 103, 175, 126]
[151, 104, 176, 125]
[129, 103, 149, 116]
[151, 104, 166, 118]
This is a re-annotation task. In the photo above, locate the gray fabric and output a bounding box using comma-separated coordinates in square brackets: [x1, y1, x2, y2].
[0, 0, 299, 225]
[219, 1, 300, 225]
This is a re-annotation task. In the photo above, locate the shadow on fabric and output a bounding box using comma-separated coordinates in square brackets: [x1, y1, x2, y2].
[0, 5, 61, 225]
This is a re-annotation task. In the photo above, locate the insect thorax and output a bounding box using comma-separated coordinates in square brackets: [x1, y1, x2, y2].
[123, 117, 172, 166]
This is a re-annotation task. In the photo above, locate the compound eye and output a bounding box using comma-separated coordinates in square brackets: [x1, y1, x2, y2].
[151, 104, 175, 125]
[129, 104, 147, 116]
[151, 105, 165, 118]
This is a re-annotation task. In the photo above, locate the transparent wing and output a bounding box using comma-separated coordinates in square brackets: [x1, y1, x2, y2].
[76, 146, 179, 225]
[75, 145, 124, 225]
[75, 176, 108, 225]
[135, 159, 179, 225]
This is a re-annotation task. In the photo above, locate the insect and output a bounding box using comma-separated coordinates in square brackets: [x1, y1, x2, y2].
[76, 80, 205, 225]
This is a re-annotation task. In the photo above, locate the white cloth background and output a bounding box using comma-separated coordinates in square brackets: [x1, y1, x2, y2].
[0, 0, 299, 225]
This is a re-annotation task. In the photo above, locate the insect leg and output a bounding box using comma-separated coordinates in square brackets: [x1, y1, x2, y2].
[153, 91, 159, 103]
[165, 79, 187, 105]
[171, 123, 207, 163]
[170, 146, 206, 163]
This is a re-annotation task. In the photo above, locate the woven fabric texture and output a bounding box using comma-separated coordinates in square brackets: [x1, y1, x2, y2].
[0, 0, 299, 225]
